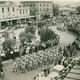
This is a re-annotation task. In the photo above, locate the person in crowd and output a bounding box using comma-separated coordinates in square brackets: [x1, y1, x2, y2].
[0, 51, 5, 61]
[76, 58, 80, 68]
[21, 60, 26, 73]
[41, 70, 44, 77]
[44, 67, 47, 77]
[63, 59, 68, 68]
[35, 75, 39, 80]
[10, 50, 14, 60]
[63, 46, 66, 57]
[11, 42, 77, 77]
[58, 47, 62, 54]
[54, 77, 58, 80]
[7, 48, 11, 59]
[12, 61, 18, 72]
[0, 62, 4, 78]
[32, 76, 36, 80]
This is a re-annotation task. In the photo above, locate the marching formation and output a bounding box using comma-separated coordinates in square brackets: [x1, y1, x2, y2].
[12, 47, 63, 73]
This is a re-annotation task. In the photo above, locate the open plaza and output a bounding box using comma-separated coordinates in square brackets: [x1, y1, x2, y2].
[0, 0, 80, 80]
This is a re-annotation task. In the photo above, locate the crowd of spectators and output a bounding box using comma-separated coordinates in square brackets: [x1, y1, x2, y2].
[33, 55, 77, 80]
[11, 42, 79, 80]
[12, 47, 61, 73]
[53, 15, 80, 36]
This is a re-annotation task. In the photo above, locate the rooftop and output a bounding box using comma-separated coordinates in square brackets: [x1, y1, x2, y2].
[20, 0, 53, 3]
[0, 1, 15, 4]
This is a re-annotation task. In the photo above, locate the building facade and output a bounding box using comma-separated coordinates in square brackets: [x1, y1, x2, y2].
[0, 1, 34, 28]
[20, 1, 53, 20]
[59, 4, 79, 16]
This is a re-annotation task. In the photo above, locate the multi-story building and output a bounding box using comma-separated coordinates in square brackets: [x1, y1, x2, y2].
[20, 1, 53, 20]
[59, 3, 79, 16]
[0, 1, 34, 28]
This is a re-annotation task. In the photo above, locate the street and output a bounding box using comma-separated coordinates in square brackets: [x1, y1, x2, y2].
[0, 0, 80, 80]
[49, 26, 76, 48]
[2, 26, 77, 80]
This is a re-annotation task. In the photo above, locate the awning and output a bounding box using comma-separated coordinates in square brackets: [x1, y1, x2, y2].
[53, 65, 64, 71]
[0, 16, 35, 22]
[38, 77, 51, 80]
[48, 72, 59, 79]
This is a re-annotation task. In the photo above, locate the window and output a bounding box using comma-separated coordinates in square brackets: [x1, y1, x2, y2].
[2, 8, 4, 13]
[40, 4, 41, 7]
[8, 7, 9, 12]
[13, 7, 14, 12]
[30, 4, 32, 7]
[20, 10, 21, 14]
[33, 4, 35, 7]
[23, 4, 25, 7]
[23, 10, 24, 14]
[3, 15, 4, 17]
[26, 4, 28, 7]
[26, 10, 27, 14]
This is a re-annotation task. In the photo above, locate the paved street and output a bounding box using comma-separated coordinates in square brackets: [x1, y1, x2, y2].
[0, 0, 80, 80]
[1, 26, 77, 80]
[13, 28, 25, 41]
[50, 26, 77, 48]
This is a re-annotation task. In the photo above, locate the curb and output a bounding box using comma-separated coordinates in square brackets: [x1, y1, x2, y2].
[2, 59, 13, 64]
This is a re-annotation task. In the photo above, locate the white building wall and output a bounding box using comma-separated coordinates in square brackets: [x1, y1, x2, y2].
[0, 4, 17, 19]
[0, 7, 3, 19]
[37, 2, 53, 20]
[0, 3, 30, 20]
[16, 7, 30, 17]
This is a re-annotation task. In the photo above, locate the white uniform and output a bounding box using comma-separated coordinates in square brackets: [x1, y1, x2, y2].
[13, 62, 17, 72]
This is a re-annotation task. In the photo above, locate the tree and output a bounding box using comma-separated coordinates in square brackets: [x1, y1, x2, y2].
[19, 29, 34, 45]
[27, 21, 33, 26]
[2, 39, 14, 51]
[26, 32, 34, 42]
[38, 21, 46, 28]
[20, 36, 28, 44]
[25, 26, 35, 34]
[53, 4, 59, 16]
[39, 28, 57, 42]
[2, 31, 9, 39]
[42, 14, 50, 20]
[19, 32, 26, 39]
